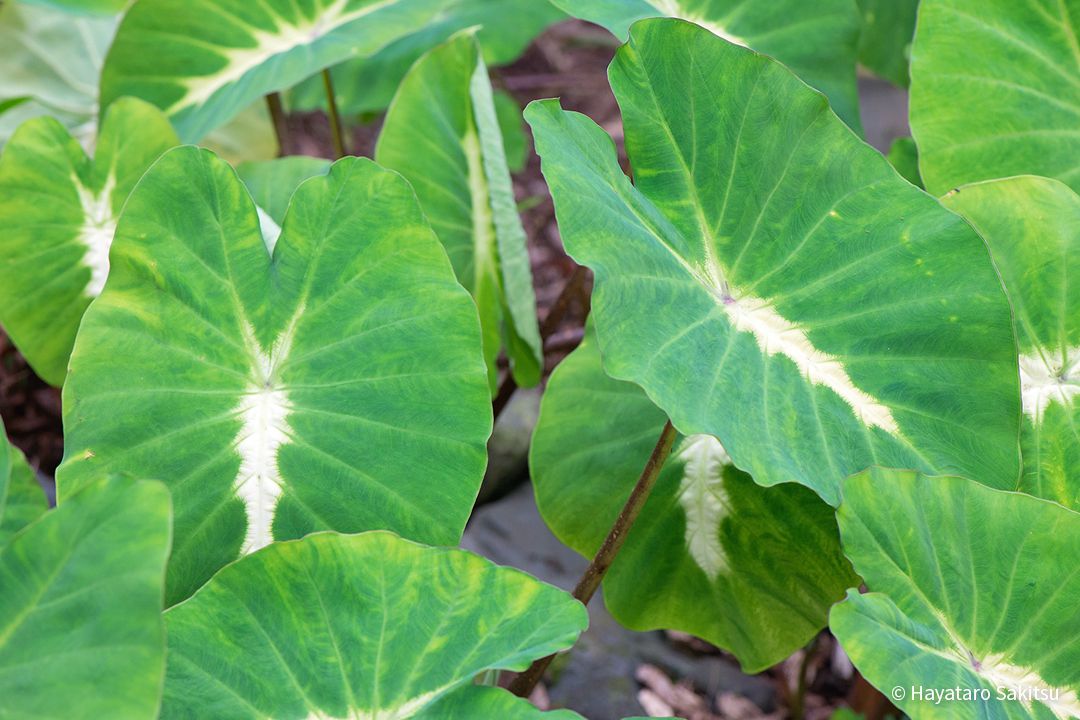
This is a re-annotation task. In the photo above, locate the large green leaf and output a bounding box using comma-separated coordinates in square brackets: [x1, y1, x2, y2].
[0, 2, 116, 146]
[0, 422, 46, 546]
[855, 0, 918, 87]
[290, 0, 565, 116]
[887, 136, 923, 189]
[943, 177, 1080, 510]
[238, 156, 332, 226]
[18, 0, 127, 15]
[532, 328, 859, 672]
[910, 0, 1080, 195]
[162, 531, 587, 719]
[416, 686, 585, 719]
[0, 96, 178, 386]
[100, 0, 451, 142]
[57, 148, 491, 604]
[549, 0, 863, 131]
[0, 476, 171, 720]
[526, 19, 1020, 506]
[831, 469, 1080, 720]
[377, 33, 543, 391]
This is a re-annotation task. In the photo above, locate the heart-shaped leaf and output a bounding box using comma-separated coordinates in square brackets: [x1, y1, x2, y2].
[855, 0, 918, 88]
[831, 469, 1080, 720]
[549, 0, 863, 131]
[0, 96, 178, 385]
[57, 148, 492, 604]
[0, 476, 171, 720]
[161, 531, 588, 719]
[526, 18, 1020, 506]
[944, 177, 1080, 510]
[0, 422, 46, 545]
[377, 32, 543, 391]
[290, 0, 565, 116]
[910, 0, 1080, 195]
[100, 0, 450, 142]
[0, 2, 116, 146]
[531, 327, 859, 672]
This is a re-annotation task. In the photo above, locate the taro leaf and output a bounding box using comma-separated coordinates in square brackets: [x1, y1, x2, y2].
[0, 96, 179, 386]
[238, 155, 332, 224]
[549, 0, 863, 132]
[289, 0, 565, 116]
[0, 476, 171, 720]
[100, 0, 451, 142]
[944, 177, 1080, 511]
[57, 148, 491, 604]
[855, 0, 918, 87]
[531, 327, 859, 672]
[18, 0, 128, 16]
[0, 2, 116, 146]
[830, 469, 1080, 720]
[910, 0, 1080, 195]
[377, 32, 543, 391]
[200, 102, 280, 165]
[416, 686, 585, 719]
[0, 422, 46, 545]
[887, 136, 923, 188]
[526, 19, 1019, 506]
[161, 531, 587, 719]
[494, 89, 529, 174]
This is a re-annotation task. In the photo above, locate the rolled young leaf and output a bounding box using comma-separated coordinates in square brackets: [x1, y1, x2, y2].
[0, 419, 47, 546]
[0, 476, 171, 720]
[549, 0, 863, 132]
[526, 18, 1020, 506]
[289, 0, 566, 116]
[0, 96, 179, 385]
[161, 531, 588, 719]
[944, 177, 1080, 510]
[100, 0, 451, 142]
[377, 32, 543, 391]
[531, 327, 859, 672]
[910, 0, 1080, 195]
[57, 148, 492, 604]
[831, 469, 1080, 719]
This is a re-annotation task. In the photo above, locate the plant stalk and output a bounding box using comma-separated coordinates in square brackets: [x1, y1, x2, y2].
[322, 69, 348, 158]
[507, 420, 678, 698]
[265, 92, 289, 156]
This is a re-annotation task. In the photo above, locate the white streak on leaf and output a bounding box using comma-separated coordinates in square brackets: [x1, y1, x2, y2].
[302, 685, 452, 720]
[73, 173, 116, 297]
[674, 434, 731, 579]
[977, 654, 1080, 719]
[1019, 349, 1080, 422]
[648, 0, 748, 47]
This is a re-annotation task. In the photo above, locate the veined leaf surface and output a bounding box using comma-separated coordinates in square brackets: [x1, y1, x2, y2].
[0, 96, 178, 385]
[549, 0, 863, 131]
[238, 156, 332, 227]
[377, 32, 543, 391]
[526, 19, 1020, 506]
[57, 148, 492, 604]
[161, 531, 587, 719]
[0, 420, 46, 545]
[0, 476, 171, 720]
[910, 0, 1080, 195]
[290, 0, 565, 116]
[100, 0, 451, 142]
[855, 0, 918, 87]
[531, 328, 858, 672]
[944, 177, 1080, 510]
[831, 469, 1080, 720]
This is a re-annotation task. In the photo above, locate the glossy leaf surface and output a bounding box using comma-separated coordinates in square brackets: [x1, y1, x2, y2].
[0, 476, 170, 720]
[832, 469, 1080, 720]
[945, 177, 1080, 510]
[0, 97, 178, 385]
[58, 148, 491, 603]
[378, 32, 543, 390]
[532, 329, 859, 672]
[162, 531, 588, 719]
[527, 19, 1020, 505]
[549, 0, 863, 131]
[910, 0, 1080, 194]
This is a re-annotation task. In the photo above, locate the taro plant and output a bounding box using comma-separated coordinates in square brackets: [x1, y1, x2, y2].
[1, 0, 1079, 718]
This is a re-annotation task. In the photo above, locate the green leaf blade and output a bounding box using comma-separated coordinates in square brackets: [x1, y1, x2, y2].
[162, 531, 588, 719]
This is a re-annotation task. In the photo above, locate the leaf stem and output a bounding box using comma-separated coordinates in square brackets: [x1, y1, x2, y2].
[507, 420, 678, 698]
[265, 92, 289, 156]
[492, 265, 590, 421]
[322, 69, 348, 158]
